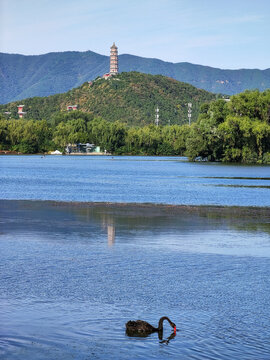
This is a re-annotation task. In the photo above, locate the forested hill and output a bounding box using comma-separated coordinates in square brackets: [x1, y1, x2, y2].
[1, 50, 270, 104]
[0, 72, 217, 126]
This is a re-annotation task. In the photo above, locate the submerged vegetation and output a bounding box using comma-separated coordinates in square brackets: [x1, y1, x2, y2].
[0, 87, 270, 164]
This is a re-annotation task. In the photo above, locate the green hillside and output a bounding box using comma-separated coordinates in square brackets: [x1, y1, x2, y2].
[1, 72, 218, 126]
[0, 87, 269, 163]
[1, 51, 269, 104]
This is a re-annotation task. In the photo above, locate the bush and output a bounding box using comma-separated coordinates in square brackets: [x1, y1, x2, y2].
[241, 146, 258, 163]
[262, 152, 270, 164]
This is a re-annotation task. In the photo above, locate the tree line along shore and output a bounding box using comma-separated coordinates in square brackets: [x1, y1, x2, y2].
[0, 89, 270, 164]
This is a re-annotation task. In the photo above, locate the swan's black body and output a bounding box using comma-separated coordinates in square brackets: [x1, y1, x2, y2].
[125, 316, 176, 337]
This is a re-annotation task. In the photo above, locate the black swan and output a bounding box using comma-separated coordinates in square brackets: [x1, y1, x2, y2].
[126, 316, 176, 337]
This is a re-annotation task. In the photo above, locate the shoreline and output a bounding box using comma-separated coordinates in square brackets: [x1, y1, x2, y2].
[1, 199, 269, 218]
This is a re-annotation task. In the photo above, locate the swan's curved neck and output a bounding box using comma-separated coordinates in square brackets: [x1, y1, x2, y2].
[158, 316, 173, 331]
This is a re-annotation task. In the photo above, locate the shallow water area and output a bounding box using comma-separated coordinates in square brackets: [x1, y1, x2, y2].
[1, 200, 270, 359]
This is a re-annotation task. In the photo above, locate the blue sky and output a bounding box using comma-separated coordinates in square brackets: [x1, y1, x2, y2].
[0, 0, 269, 69]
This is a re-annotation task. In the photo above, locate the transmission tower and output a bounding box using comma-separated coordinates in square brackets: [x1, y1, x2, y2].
[188, 103, 192, 125]
[155, 106, 159, 126]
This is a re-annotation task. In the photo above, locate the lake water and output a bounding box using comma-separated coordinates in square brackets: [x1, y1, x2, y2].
[0, 156, 270, 359]
[0, 155, 270, 206]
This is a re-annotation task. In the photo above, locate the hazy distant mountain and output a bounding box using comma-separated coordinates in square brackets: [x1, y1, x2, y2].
[0, 50, 269, 104]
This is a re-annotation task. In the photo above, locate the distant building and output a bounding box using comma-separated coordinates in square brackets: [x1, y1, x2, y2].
[17, 105, 26, 118]
[110, 42, 118, 75]
[67, 105, 78, 111]
[103, 73, 112, 79]
[65, 143, 101, 154]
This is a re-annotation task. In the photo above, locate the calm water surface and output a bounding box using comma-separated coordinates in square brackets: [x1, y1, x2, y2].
[0, 155, 270, 206]
[0, 201, 270, 360]
[1, 156, 270, 359]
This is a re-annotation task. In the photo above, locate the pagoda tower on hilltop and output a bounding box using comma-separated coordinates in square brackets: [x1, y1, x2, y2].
[110, 42, 118, 75]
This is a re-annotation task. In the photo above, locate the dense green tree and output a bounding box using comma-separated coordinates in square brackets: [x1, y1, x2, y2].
[125, 127, 144, 154]
[228, 89, 270, 122]
[171, 124, 190, 155]
[7, 119, 51, 153]
[53, 118, 89, 148]
[50, 111, 94, 127]
[0, 119, 10, 149]
[252, 120, 270, 160]
[185, 101, 227, 161]
[186, 90, 270, 163]
[208, 99, 229, 124]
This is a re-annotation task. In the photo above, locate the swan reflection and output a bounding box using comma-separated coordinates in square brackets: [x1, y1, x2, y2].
[126, 329, 176, 344]
[159, 331, 176, 344]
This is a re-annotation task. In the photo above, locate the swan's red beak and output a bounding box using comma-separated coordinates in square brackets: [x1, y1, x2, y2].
[174, 326, 176, 334]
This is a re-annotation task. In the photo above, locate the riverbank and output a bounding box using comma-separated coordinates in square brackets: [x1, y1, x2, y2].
[0, 151, 108, 156]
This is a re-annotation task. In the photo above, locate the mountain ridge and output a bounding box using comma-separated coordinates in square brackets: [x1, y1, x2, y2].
[3, 50, 268, 70]
[1, 50, 270, 104]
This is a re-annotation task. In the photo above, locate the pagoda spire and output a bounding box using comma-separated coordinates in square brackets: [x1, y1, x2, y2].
[110, 42, 118, 75]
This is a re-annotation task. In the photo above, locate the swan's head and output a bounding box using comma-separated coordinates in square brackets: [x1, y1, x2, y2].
[169, 322, 177, 334]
